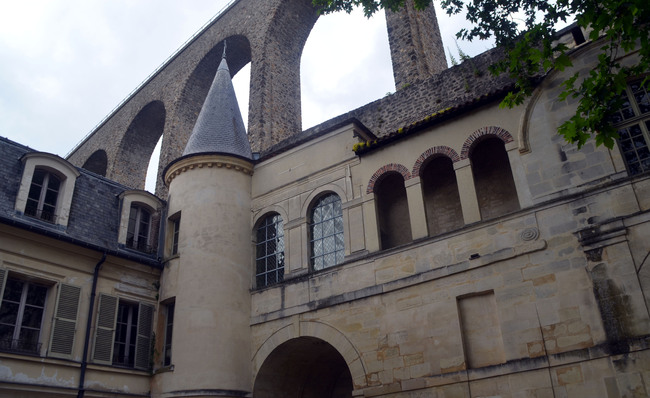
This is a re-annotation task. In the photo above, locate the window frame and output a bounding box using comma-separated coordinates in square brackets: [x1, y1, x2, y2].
[117, 190, 162, 255]
[91, 293, 154, 370]
[127, 204, 152, 253]
[613, 79, 650, 176]
[25, 168, 62, 223]
[16, 153, 80, 227]
[163, 302, 174, 367]
[0, 274, 48, 355]
[309, 193, 345, 271]
[255, 213, 285, 288]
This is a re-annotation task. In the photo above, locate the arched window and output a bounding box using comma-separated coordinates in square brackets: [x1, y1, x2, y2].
[310, 193, 344, 270]
[127, 204, 152, 253]
[256, 214, 285, 287]
[25, 168, 61, 223]
[470, 137, 520, 220]
[421, 156, 463, 236]
[375, 173, 412, 249]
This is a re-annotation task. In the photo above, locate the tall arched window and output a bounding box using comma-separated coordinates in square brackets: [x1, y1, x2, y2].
[127, 204, 152, 253]
[25, 168, 61, 223]
[375, 173, 412, 249]
[470, 137, 519, 220]
[256, 214, 285, 288]
[310, 194, 344, 271]
[421, 156, 463, 236]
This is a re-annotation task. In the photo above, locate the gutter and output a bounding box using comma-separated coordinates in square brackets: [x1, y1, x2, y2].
[77, 253, 107, 398]
[0, 214, 162, 269]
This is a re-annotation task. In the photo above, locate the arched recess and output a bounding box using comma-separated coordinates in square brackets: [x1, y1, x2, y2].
[469, 136, 520, 220]
[113, 101, 166, 189]
[254, 337, 353, 398]
[374, 171, 412, 249]
[81, 150, 108, 176]
[420, 155, 463, 236]
[252, 321, 366, 394]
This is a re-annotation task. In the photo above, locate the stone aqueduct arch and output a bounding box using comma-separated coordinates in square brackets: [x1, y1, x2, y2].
[66, 0, 446, 196]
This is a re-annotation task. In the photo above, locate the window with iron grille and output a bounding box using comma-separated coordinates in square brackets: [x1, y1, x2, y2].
[255, 214, 285, 288]
[25, 168, 60, 223]
[127, 204, 152, 253]
[310, 193, 344, 271]
[163, 302, 174, 367]
[0, 277, 47, 355]
[613, 80, 650, 175]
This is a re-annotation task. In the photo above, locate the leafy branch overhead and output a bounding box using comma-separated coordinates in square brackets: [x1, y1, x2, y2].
[312, 0, 650, 148]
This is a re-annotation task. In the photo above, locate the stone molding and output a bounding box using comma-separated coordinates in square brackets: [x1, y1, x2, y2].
[366, 163, 412, 194]
[460, 126, 515, 160]
[164, 154, 253, 186]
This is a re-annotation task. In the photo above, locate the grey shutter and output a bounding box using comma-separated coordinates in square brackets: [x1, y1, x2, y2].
[134, 302, 154, 370]
[92, 294, 118, 365]
[0, 268, 6, 300]
[48, 283, 81, 359]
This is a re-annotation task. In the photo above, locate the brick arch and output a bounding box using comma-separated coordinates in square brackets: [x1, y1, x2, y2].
[460, 126, 514, 160]
[412, 146, 460, 177]
[112, 101, 166, 189]
[252, 321, 367, 390]
[366, 163, 412, 194]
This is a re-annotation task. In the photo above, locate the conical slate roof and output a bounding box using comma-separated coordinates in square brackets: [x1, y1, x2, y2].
[182, 54, 252, 159]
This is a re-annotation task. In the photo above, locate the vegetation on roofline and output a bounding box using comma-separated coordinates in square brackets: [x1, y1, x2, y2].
[313, 0, 650, 149]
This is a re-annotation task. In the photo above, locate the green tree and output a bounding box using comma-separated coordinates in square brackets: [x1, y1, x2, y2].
[313, 0, 650, 148]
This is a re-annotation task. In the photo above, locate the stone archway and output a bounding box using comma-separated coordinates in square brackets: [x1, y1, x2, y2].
[253, 336, 353, 398]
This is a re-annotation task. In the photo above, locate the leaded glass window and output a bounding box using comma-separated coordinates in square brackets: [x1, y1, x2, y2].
[256, 214, 285, 288]
[310, 193, 344, 270]
[613, 80, 650, 175]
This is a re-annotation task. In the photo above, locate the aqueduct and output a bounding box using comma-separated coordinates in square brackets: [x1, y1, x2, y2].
[66, 0, 448, 196]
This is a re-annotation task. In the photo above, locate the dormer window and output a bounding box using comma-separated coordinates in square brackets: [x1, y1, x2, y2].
[117, 190, 162, 255]
[16, 153, 80, 228]
[25, 169, 61, 223]
[127, 204, 152, 253]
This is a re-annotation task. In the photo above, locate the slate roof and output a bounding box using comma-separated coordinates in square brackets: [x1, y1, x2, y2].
[0, 136, 162, 268]
[182, 55, 252, 159]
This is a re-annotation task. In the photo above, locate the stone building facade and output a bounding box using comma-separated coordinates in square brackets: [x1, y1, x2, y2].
[2, 1, 650, 397]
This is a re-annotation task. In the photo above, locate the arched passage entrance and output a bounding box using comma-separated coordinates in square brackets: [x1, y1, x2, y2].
[253, 337, 353, 398]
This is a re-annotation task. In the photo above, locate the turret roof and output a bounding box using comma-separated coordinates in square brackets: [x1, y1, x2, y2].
[182, 52, 252, 159]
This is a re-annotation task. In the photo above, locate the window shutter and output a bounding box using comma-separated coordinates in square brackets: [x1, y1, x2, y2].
[92, 294, 118, 365]
[134, 302, 154, 370]
[48, 283, 81, 359]
[0, 268, 6, 300]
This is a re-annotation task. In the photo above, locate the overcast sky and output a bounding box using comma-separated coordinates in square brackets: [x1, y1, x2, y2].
[0, 0, 493, 191]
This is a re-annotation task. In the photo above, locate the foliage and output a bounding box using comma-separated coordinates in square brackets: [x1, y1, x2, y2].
[312, 0, 650, 148]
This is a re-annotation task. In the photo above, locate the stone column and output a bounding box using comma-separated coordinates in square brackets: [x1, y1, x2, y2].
[385, 0, 447, 90]
[454, 159, 481, 224]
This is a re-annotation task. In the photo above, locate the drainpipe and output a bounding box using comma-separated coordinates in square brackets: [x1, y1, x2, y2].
[77, 252, 107, 398]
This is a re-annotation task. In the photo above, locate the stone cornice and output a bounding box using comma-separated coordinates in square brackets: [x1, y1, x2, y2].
[165, 154, 253, 186]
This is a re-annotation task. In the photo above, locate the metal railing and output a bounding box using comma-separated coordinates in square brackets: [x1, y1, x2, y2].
[66, 0, 241, 159]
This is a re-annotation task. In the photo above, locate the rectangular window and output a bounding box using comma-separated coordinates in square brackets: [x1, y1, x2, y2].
[113, 301, 139, 367]
[171, 217, 180, 255]
[0, 276, 48, 354]
[163, 302, 174, 367]
[91, 294, 154, 370]
[614, 80, 650, 175]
